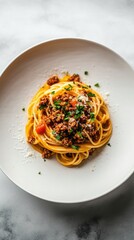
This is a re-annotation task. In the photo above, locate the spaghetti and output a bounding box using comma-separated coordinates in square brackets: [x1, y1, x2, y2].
[26, 74, 112, 166]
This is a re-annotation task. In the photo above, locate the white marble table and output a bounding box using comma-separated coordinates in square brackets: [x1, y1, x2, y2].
[0, 0, 134, 239]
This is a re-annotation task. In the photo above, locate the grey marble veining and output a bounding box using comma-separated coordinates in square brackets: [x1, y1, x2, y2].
[0, 0, 134, 239]
[0, 173, 134, 240]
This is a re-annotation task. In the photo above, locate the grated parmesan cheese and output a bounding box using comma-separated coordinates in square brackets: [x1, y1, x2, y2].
[25, 152, 33, 158]
[78, 95, 88, 103]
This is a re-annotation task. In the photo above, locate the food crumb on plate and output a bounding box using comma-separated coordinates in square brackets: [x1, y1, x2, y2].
[105, 91, 110, 96]
[25, 152, 33, 157]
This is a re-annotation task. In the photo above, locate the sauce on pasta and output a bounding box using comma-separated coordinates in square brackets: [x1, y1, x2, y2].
[26, 73, 112, 166]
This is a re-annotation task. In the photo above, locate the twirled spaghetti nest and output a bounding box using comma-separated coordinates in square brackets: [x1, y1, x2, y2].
[26, 74, 112, 166]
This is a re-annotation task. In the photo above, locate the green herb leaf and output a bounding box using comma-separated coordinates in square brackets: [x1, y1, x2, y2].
[75, 109, 80, 115]
[107, 143, 111, 147]
[52, 130, 61, 140]
[54, 100, 61, 109]
[94, 83, 100, 87]
[64, 117, 69, 121]
[90, 112, 95, 121]
[82, 85, 89, 89]
[84, 71, 88, 75]
[66, 111, 71, 116]
[52, 130, 56, 135]
[77, 105, 84, 111]
[64, 111, 71, 120]
[77, 131, 83, 138]
[51, 91, 55, 95]
[74, 113, 82, 119]
[87, 92, 96, 97]
[69, 129, 73, 134]
[74, 105, 85, 119]
[55, 105, 61, 109]
[38, 171, 41, 175]
[54, 100, 61, 105]
[22, 108, 25, 111]
[71, 145, 80, 150]
[56, 134, 61, 140]
[39, 104, 46, 110]
[64, 84, 73, 91]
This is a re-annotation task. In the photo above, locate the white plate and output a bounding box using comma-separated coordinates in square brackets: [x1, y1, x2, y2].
[0, 38, 134, 203]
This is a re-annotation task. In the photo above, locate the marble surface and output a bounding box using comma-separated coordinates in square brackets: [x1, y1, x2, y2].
[0, 0, 134, 239]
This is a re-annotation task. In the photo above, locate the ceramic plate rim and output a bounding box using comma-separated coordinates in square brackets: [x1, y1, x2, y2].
[0, 38, 134, 203]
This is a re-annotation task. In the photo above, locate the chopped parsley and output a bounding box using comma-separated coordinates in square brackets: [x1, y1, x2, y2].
[74, 105, 84, 119]
[84, 71, 88, 75]
[56, 106, 61, 109]
[54, 100, 61, 109]
[69, 129, 73, 134]
[94, 83, 100, 88]
[87, 92, 96, 97]
[64, 117, 69, 121]
[74, 113, 82, 120]
[39, 104, 46, 110]
[54, 100, 61, 105]
[51, 91, 55, 95]
[71, 145, 80, 150]
[38, 171, 41, 175]
[64, 84, 73, 91]
[22, 108, 25, 111]
[77, 131, 83, 138]
[107, 143, 111, 147]
[90, 112, 95, 121]
[52, 130, 61, 141]
[82, 85, 89, 89]
[64, 111, 71, 121]
[76, 105, 84, 112]
[56, 134, 61, 140]
[52, 130, 56, 135]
